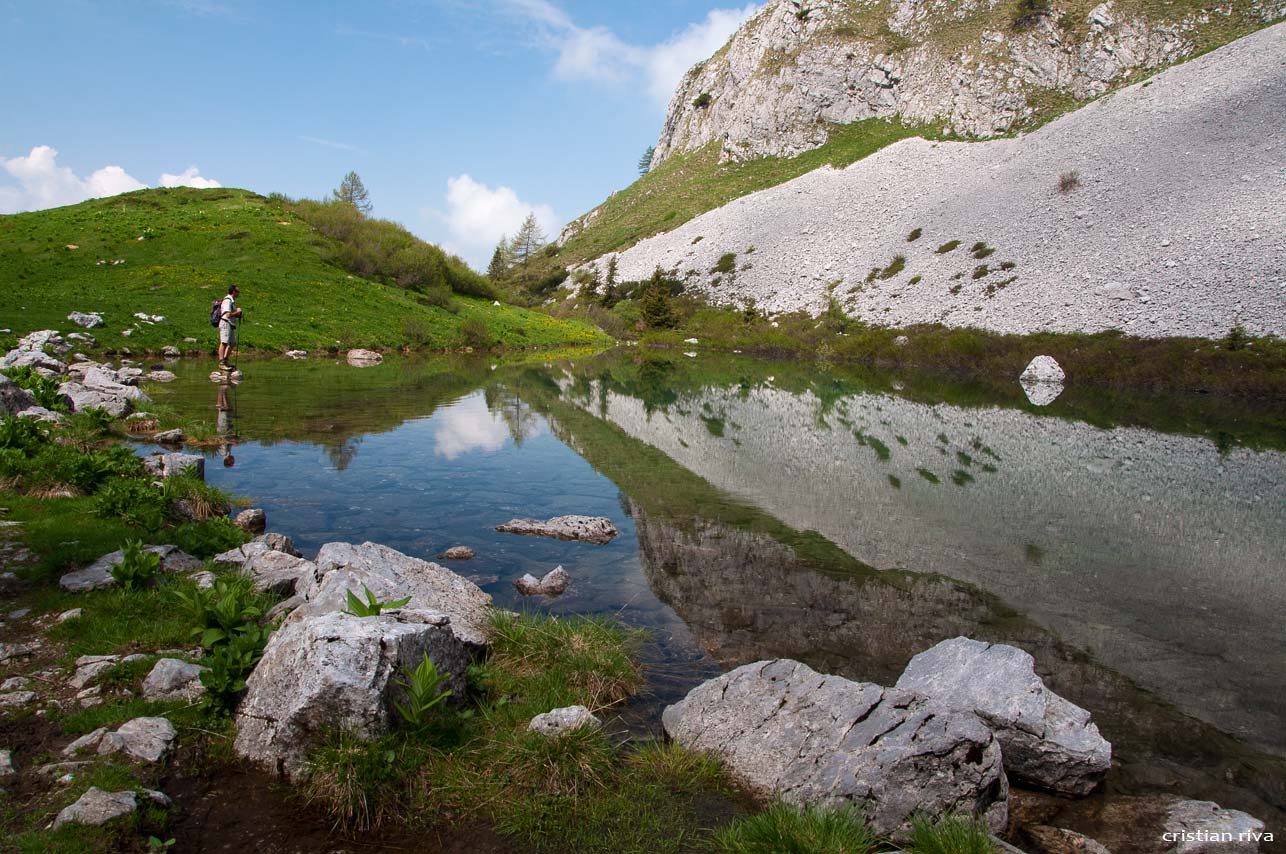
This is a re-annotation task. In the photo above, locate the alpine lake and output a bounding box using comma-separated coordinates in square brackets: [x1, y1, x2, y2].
[143, 347, 1286, 844]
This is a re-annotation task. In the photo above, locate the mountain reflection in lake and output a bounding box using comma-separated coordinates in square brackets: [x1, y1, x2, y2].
[150, 350, 1286, 837]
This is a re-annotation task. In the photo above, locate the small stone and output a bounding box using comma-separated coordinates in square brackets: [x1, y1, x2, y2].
[142, 658, 208, 702]
[0, 641, 39, 663]
[235, 508, 267, 534]
[153, 428, 184, 444]
[0, 690, 38, 708]
[1, 677, 29, 691]
[56, 608, 83, 623]
[7, 607, 30, 619]
[529, 705, 601, 737]
[161, 346, 181, 358]
[98, 717, 178, 763]
[514, 566, 571, 596]
[53, 787, 137, 829]
[437, 546, 476, 561]
[0, 748, 15, 777]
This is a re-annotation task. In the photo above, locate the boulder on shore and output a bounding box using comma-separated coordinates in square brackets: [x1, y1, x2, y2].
[495, 515, 619, 544]
[53, 787, 136, 829]
[234, 609, 470, 779]
[289, 541, 493, 650]
[60, 545, 202, 592]
[895, 637, 1111, 796]
[1164, 800, 1266, 854]
[663, 659, 1008, 837]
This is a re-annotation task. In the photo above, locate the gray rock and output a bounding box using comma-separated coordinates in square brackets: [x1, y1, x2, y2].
[69, 655, 120, 690]
[152, 428, 184, 444]
[495, 515, 619, 544]
[234, 609, 471, 780]
[528, 705, 600, 736]
[0, 691, 37, 708]
[0, 641, 39, 663]
[68, 312, 105, 329]
[94, 717, 177, 763]
[81, 366, 148, 399]
[16, 405, 67, 424]
[895, 637, 1111, 795]
[436, 545, 476, 561]
[1164, 800, 1267, 854]
[16, 329, 72, 355]
[190, 570, 216, 589]
[53, 787, 137, 829]
[346, 348, 383, 366]
[1, 347, 66, 377]
[57, 381, 132, 417]
[240, 549, 315, 596]
[254, 532, 301, 557]
[1026, 825, 1113, 854]
[161, 346, 181, 358]
[1, 677, 29, 691]
[63, 727, 110, 757]
[290, 541, 493, 649]
[662, 659, 1008, 837]
[56, 608, 83, 623]
[60, 545, 202, 592]
[1020, 355, 1067, 385]
[284, 350, 308, 360]
[235, 508, 267, 534]
[0, 375, 36, 416]
[35, 760, 92, 781]
[513, 566, 571, 596]
[0, 748, 15, 778]
[146, 370, 177, 383]
[142, 658, 208, 701]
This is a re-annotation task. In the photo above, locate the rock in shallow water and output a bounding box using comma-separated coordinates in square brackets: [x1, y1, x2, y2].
[663, 658, 1008, 837]
[495, 515, 619, 544]
[437, 545, 476, 561]
[513, 566, 570, 596]
[894, 637, 1111, 795]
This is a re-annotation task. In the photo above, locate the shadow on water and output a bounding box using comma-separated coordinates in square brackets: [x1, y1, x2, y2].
[149, 348, 1286, 849]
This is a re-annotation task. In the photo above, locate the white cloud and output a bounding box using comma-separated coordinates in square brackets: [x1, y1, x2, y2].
[498, 1, 759, 106]
[0, 145, 146, 214]
[0, 146, 224, 214]
[438, 173, 557, 269]
[433, 395, 511, 460]
[159, 166, 222, 188]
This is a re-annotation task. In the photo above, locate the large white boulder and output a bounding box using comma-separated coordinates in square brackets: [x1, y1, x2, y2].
[662, 659, 1008, 837]
[233, 609, 471, 779]
[895, 637, 1111, 796]
[290, 542, 492, 649]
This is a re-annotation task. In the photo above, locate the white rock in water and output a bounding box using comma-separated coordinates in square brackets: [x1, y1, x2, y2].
[513, 566, 571, 596]
[529, 705, 600, 736]
[895, 637, 1111, 795]
[663, 659, 1008, 837]
[53, 787, 137, 829]
[495, 515, 619, 545]
[1020, 355, 1066, 385]
[346, 348, 383, 366]
[285, 350, 308, 360]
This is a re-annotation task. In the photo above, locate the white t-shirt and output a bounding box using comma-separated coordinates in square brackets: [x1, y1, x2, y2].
[220, 295, 237, 327]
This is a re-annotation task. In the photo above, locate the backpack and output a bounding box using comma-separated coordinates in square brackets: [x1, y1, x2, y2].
[209, 299, 223, 327]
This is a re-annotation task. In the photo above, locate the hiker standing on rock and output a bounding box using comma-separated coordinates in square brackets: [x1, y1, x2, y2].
[217, 284, 242, 369]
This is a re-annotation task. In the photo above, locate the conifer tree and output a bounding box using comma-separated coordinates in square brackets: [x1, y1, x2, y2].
[640, 267, 677, 329]
[333, 171, 372, 213]
[638, 146, 656, 176]
[508, 213, 547, 286]
[487, 235, 512, 280]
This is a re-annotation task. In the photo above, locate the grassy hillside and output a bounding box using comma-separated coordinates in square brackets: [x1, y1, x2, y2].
[0, 187, 608, 354]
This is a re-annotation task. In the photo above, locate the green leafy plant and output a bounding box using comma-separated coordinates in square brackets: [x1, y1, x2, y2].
[109, 539, 161, 590]
[392, 653, 453, 731]
[200, 624, 271, 711]
[172, 516, 251, 559]
[692, 92, 712, 108]
[173, 577, 264, 648]
[344, 584, 411, 617]
[147, 836, 177, 853]
[2, 366, 69, 412]
[94, 477, 167, 530]
[0, 416, 50, 455]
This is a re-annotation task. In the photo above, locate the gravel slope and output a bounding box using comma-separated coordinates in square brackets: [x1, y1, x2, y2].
[587, 23, 1286, 339]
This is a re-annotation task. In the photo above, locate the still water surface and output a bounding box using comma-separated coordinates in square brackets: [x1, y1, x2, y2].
[147, 350, 1286, 832]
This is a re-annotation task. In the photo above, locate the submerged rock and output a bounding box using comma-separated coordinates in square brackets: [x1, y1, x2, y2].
[495, 515, 619, 544]
[437, 545, 476, 561]
[53, 787, 137, 829]
[234, 609, 470, 779]
[529, 705, 600, 737]
[513, 566, 571, 596]
[290, 541, 493, 649]
[895, 637, 1111, 795]
[662, 658, 1008, 837]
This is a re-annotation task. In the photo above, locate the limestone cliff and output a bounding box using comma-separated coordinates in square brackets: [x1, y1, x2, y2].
[653, 0, 1284, 166]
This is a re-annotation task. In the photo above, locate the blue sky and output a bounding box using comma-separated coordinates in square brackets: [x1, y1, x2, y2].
[0, 0, 758, 267]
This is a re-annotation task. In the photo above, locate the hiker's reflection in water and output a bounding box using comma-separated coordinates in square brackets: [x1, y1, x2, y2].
[216, 381, 237, 468]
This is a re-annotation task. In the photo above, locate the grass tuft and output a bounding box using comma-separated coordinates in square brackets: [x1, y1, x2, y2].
[713, 803, 878, 854]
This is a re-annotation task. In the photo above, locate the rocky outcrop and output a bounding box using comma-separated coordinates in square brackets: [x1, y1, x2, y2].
[1164, 800, 1268, 854]
[586, 24, 1286, 339]
[495, 515, 619, 544]
[895, 637, 1111, 795]
[64, 717, 177, 763]
[234, 609, 471, 779]
[288, 542, 493, 649]
[662, 658, 1008, 836]
[653, 0, 1284, 165]
[60, 545, 203, 592]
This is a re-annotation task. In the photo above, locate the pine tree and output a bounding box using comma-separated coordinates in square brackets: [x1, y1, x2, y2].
[637, 146, 656, 176]
[508, 213, 547, 286]
[600, 256, 620, 307]
[486, 235, 512, 280]
[640, 267, 677, 329]
[333, 171, 372, 213]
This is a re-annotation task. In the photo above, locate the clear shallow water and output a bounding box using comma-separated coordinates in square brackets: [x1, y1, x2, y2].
[145, 350, 1286, 833]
